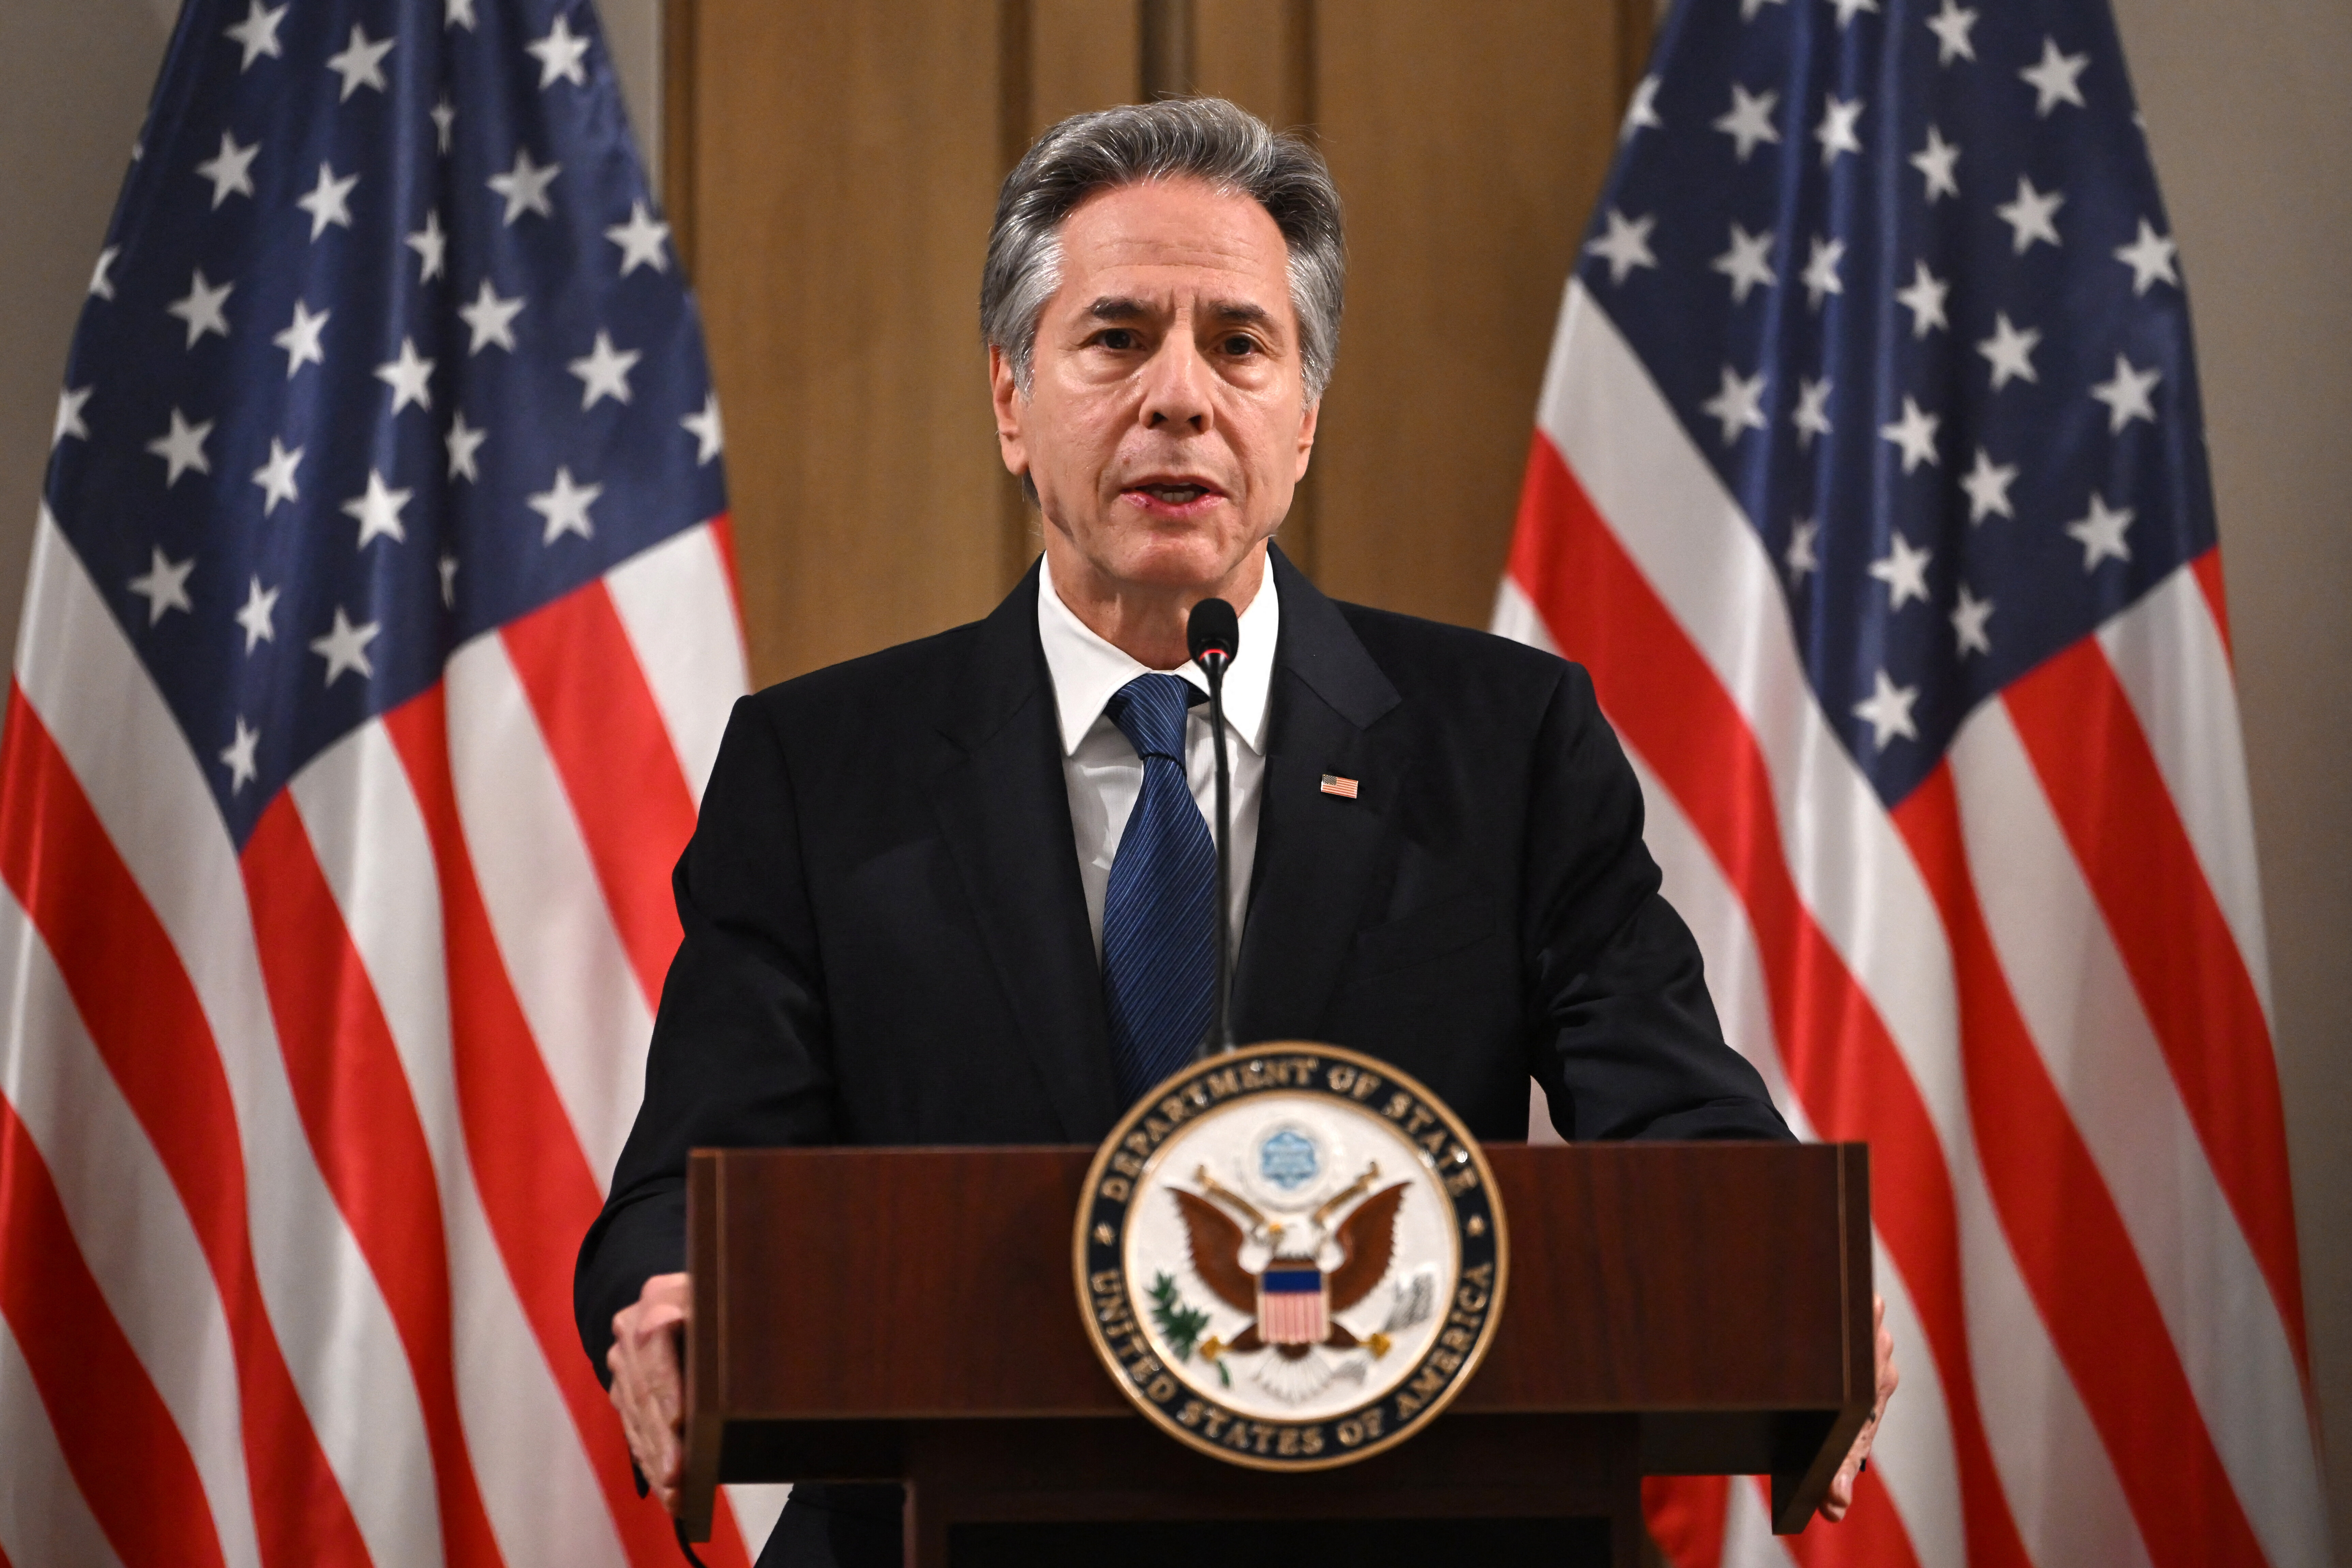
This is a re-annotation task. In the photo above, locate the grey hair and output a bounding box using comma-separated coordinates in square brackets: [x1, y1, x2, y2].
[981, 97, 1345, 401]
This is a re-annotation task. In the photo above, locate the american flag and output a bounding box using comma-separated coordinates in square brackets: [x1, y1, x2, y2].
[0, 0, 773, 1563]
[1259, 1264, 1329, 1346]
[1497, 1, 2328, 1565]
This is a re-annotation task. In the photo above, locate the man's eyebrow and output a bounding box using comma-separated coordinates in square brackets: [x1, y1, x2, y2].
[1084, 296, 1151, 321]
[1080, 296, 1283, 332]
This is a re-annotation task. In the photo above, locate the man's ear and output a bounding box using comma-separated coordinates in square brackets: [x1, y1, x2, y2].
[1293, 396, 1320, 482]
[989, 344, 1029, 481]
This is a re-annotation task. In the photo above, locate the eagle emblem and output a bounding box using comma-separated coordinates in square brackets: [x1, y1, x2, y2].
[1075, 1042, 1507, 1471]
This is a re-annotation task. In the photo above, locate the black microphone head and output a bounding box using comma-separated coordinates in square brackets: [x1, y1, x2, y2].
[1187, 597, 1239, 667]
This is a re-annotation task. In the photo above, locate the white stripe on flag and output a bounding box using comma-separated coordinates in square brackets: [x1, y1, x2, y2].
[445, 631, 658, 1191]
[2095, 569, 2274, 1025]
[606, 521, 749, 806]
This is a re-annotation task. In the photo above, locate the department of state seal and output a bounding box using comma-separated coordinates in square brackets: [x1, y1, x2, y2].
[1074, 1042, 1508, 1470]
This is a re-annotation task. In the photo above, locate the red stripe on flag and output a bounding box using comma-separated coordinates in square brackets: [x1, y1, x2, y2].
[1642, 1475, 1728, 1568]
[1782, 1466, 1920, 1568]
[381, 686, 754, 1568]
[243, 795, 510, 1568]
[1511, 435, 2032, 1568]
[2002, 640, 2306, 1368]
[706, 511, 741, 613]
[0, 688, 373, 1568]
[503, 581, 699, 1015]
[0, 1093, 226, 1568]
[1896, 762, 2269, 1567]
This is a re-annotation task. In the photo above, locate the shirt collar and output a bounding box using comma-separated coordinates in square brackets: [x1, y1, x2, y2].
[1037, 551, 1280, 759]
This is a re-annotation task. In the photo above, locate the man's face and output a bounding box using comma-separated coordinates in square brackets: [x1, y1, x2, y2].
[992, 177, 1319, 600]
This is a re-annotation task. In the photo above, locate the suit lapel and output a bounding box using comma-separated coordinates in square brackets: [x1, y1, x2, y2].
[928, 566, 1123, 1140]
[1232, 547, 1406, 1042]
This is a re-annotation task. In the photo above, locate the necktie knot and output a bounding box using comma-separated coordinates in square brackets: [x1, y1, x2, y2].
[1105, 673, 1197, 764]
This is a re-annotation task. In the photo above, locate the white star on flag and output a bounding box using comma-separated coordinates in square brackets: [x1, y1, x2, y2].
[1961, 446, 2019, 522]
[1925, 0, 1978, 63]
[2065, 492, 2135, 568]
[1701, 364, 1769, 446]
[1713, 84, 1781, 162]
[1621, 75, 1663, 142]
[2114, 219, 2180, 295]
[682, 393, 724, 464]
[2090, 354, 2160, 432]
[1827, 0, 1879, 26]
[407, 210, 448, 283]
[1977, 313, 2042, 389]
[445, 0, 477, 30]
[88, 246, 120, 301]
[325, 24, 394, 101]
[310, 606, 380, 684]
[490, 148, 561, 224]
[1996, 176, 2065, 254]
[146, 407, 213, 486]
[1584, 209, 1658, 284]
[235, 576, 280, 652]
[605, 201, 672, 275]
[53, 386, 91, 450]
[1739, 0, 1786, 19]
[1851, 669, 1920, 750]
[568, 330, 641, 408]
[374, 338, 436, 414]
[342, 468, 413, 547]
[272, 299, 329, 377]
[431, 94, 457, 153]
[251, 438, 302, 515]
[1950, 584, 1995, 657]
[1911, 126, 1960, 203]
[2020, 36, 2091, 117]
[459, 279, 525, 354]
[1784, 518, 1820, 584]
[1879, 395, 1941, 473]
[526, 15, 591, 88]
[1801, 235, 1845, 309]
[225, 0, 288, 69]
[167, 269, 233, 348]
[529, 467, 602, 543]
[1868, 530, 1934, 609]
[446, 412, 488, 480]
[1712, 223, 1778, 303]
[1792, 376, 1833, 449]
[439, 553, 460, 608]
[195, 131, 260, 209]
[219, 717, 261, 793]
[1894, 261, 1950, 338]
[1814, 94, 1864, 166]
[128, 547, 195, 625]
[296, 162, 359, 240]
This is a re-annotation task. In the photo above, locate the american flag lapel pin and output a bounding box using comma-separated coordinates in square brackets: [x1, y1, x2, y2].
[1319, 773, 1359, 800]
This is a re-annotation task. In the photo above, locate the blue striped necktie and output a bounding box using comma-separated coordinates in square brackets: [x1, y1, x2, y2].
[1100, 673, 1216, 1105]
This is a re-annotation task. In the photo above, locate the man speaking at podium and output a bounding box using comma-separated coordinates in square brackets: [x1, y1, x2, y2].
[579, 98, 1878, 1565]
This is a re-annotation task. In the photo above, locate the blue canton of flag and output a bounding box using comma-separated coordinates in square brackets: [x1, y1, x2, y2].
[1583, 0, 2206, 805]
[45, 0, 727, 846]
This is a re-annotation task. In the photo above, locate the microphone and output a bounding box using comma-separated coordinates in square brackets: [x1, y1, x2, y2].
[1187, 597, 1240, 1057]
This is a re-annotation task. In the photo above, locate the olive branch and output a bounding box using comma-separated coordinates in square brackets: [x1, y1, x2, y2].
[1147, 1272, 1230, 1387]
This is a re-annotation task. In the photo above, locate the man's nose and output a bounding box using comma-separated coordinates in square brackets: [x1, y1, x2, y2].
[1138, 332, 1212, 432]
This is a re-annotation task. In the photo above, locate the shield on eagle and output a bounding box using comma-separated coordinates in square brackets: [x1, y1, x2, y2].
[1257, 1260, 1328, 1345]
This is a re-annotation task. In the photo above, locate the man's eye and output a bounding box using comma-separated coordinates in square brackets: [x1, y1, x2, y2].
[1096, 328, 1139, 351]
[1223, 335, 1260, 356]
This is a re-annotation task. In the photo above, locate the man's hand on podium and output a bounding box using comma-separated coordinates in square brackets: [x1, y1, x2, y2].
[609, 1271, 691, 1513]
[1820, 1293, 1900, 1522]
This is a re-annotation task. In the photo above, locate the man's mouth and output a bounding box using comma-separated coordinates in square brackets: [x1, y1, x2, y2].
[1123, 477, 1225, 511]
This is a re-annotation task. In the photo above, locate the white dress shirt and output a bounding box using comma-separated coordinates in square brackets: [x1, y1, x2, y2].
[1037, 552, 1277, 960]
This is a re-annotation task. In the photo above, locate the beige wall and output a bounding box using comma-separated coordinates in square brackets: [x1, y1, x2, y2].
[0, 0, 2343, 1556]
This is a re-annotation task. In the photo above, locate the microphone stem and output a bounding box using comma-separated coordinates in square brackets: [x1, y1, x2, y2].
[1203, 652, 1235, 1057]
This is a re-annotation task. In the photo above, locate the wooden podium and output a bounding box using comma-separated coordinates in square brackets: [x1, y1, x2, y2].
[679, 1141, 1872, 1567]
